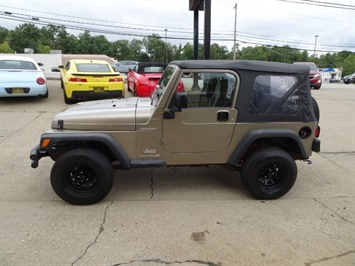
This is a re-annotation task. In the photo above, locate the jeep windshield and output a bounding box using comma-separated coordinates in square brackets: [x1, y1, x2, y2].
[151, 65, 177, 105]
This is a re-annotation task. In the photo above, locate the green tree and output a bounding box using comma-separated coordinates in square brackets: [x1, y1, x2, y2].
[55, 27, 78, 53]
[111, 40, 130, 59]
[0, 27, 9, 43]
[129, 39, 144, 61]
[8, 23, 42, 53]
[182, 42, 193, 60]
[342, 54, 355, 76]
[0, 41, 13, 53]
[143, 34, 166, 62]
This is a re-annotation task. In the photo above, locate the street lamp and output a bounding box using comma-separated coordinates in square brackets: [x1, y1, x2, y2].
[165, 29, 168, 63]
[313, 35, 319, 61]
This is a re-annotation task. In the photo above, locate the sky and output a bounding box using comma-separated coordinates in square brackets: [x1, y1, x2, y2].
[0, 0, 354, 55]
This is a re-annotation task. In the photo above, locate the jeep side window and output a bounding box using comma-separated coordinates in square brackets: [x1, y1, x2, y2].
[181, 71, 236, 108]
[249, 75, 298, 115]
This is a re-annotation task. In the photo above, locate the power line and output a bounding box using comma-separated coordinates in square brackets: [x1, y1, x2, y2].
[276, 0, 355, 10]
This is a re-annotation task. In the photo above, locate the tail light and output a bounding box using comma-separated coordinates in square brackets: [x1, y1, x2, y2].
[315, 126, 320, 138]
[36, 77, 45, 85]
[109, 77, 123, 82]
[69, 77, 87, 82]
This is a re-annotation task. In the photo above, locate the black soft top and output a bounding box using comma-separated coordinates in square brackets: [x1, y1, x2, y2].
[170, 60, 309, 75]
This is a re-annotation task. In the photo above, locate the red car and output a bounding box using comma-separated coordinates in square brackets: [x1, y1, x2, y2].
[127, 62, 184, 97]
[294, 62, 322, 90]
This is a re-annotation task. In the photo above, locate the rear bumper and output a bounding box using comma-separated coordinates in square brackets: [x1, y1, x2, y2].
[312, 138, 321, 152]
[70, 90, 123, 100]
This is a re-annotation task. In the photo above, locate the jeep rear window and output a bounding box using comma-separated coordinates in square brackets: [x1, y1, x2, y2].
[249, 75, 298, 115]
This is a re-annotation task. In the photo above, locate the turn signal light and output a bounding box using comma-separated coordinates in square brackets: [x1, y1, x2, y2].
[41, 138, 51, 147]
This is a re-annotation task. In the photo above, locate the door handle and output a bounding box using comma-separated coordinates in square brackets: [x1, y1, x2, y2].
[217, 111, 229, 121]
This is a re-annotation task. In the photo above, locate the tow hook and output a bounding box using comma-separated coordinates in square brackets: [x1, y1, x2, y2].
[304, 159, 312, 165]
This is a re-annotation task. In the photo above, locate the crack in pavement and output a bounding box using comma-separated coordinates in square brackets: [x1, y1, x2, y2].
[0, 113, 43, 142]
[112, 258, 221, 266]
[150, 168, 154, 200]
[304, 249, 355, 265]
[317, 152, 354, 175]
[313, 198, 353, 224]
[71, 201, 114, 266]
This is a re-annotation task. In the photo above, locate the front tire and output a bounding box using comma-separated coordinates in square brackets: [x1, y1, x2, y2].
[50, 148, 115, 205]
[241, 147, 297, 199]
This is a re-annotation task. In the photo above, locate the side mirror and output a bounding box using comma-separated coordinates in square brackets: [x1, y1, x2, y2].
[163, 92, 188, 120]
[38, 62, 44, 66]
[51, 67, 61, 72]
[58, 65, 64, 69]
[175, 92, 188, 109]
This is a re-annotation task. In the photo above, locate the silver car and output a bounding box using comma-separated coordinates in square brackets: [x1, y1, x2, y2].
[112, 60, 138, 73]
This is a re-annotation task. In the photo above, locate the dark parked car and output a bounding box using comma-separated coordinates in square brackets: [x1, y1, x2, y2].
[343, 73, 355, 84]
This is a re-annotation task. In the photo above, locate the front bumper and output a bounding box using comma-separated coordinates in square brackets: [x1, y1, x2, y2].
[30, 145, 41, 168]
[312, 138, 321, 152]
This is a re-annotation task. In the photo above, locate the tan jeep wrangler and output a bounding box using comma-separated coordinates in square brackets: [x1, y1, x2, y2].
[30, 60, 321, 205]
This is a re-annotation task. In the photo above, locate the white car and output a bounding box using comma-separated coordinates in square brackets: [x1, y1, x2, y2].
[0, 55, 48, 98]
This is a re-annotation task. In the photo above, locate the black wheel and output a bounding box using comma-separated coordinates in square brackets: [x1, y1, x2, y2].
[60, 77, 64, 89]
[241, 147, 297, 199]
[42, 90, 49, 98]
[50, 148, 115, 205]
[133, 84, 137, 96]
[313, 84, 321, 90]
[63, 89, 75, 104]
[311, 96, 320, 123]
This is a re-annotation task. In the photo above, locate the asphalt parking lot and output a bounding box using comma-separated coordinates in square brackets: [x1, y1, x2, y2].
[0, 80, 354, 266]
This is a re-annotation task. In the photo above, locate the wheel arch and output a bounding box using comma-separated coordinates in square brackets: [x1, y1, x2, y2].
[227, 129, 308, 165]
[40, 132, 131, 169]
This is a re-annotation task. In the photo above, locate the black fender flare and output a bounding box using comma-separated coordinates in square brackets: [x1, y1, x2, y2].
[39, 132, 131, 169]
[227, 129, 308, 165]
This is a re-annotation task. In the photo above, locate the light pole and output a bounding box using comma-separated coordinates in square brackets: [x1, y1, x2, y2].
[313, 35, 319, 61]
[165, 29, 168, 63]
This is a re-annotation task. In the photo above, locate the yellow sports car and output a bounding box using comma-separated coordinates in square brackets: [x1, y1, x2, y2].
[59, 59, 124, 104]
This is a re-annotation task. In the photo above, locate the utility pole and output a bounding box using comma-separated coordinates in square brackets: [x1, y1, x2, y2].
[165, 29, 168, 63]
[233, 2, 237, 60]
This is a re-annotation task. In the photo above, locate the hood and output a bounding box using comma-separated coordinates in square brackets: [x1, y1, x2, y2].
[51, 97, 153, 131]
[310, 70, 319, 75]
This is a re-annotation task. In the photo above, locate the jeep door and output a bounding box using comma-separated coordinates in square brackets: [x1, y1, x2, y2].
[162, 71, 239, 153]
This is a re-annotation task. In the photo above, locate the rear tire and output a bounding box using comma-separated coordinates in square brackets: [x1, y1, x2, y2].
[42, 90, 49, 98]
[50, 148, 115, 205]
[63, 90, 75, 104]
[241, 147, 297, 200]
[312, 96, 320, 123]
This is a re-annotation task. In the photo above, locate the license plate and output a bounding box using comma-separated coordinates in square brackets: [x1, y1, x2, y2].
[93, 87, 104, 93]
[12, 88, 25, 93]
